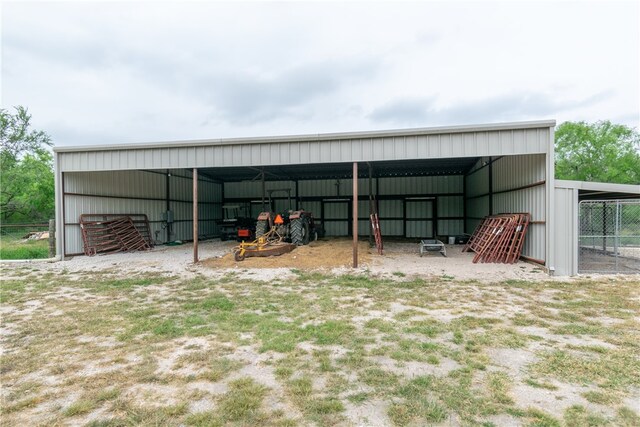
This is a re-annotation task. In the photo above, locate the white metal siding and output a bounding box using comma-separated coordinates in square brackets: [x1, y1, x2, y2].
[324, 222, 348, 236]
[438, 196, 463, 217]
[225, 180, 298, 199]
[466, 160, 489, 198]
[553, 186, 579, 276]
[406, 221, 433, 238]
[464, 154, 547, 262]
[378, 176, 462, 195]
[58, 128, 551, 173]
[378, 200, 403, 217]
[406, 201, 433, 219]
[491, 155, 546, 261]
[466, 196, 490, 231]
[301, 201, 322, 217]
[63, 170, 222, 255]
[323, 202, 349, 236]
[464, 158, 490, 233]
[493, 154, 545, 191]
[380, 220, 404, 236]
[439, 220, 464, 236]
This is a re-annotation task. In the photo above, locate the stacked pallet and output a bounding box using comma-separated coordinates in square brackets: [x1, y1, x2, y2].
[462, 213, 530, 264]
[80, 215, 152, 256]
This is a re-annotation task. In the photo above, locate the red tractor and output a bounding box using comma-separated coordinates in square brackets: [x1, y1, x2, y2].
[255, 210, 317, 246]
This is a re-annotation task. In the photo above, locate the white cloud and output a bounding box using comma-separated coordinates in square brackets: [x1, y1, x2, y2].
[1, 1, 638, 146]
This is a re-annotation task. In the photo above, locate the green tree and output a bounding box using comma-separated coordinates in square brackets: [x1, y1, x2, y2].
[1, 106, 54, 222]
[555, 121, 640, 185]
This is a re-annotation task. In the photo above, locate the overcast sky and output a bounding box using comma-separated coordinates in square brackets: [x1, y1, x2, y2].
[2, 1, 638, 147]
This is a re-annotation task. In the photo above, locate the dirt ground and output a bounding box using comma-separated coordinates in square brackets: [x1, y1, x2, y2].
[578, 248, 640, 274]
[202, 238, 372, 270]
[30, 237, 550, 283]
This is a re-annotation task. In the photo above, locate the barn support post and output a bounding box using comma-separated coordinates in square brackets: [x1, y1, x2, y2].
[48, 218, 56, 257]
[353, 162, 358, 268]
[193, 168, 199, 264]
[166, 170, 171, 242]
[261, 170, 266, 211]
[368, 162, 373, 246]
[463, 172, 468, 233]
[488, 156, 493, 215]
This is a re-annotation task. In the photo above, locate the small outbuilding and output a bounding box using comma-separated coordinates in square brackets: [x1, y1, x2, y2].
[52, 120, 639, 275]
[554, 180, 640, 275]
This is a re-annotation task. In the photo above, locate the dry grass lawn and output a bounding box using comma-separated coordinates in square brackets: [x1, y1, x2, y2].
[1, 264, 639, 426]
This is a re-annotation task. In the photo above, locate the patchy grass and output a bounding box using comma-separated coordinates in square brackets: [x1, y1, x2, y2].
[581, 390, 618, 405]
[525, 378, 559, 390]
[217, 378, 268, 423]
[63, 399, 96, 417]
[520, 407, 562, 426]
[390, 376, 448, 425]
[616, 407, 640, 426]
[1, 267, 638, 426]
[564, 405, 609, 427]
[531, 348, 640, 389]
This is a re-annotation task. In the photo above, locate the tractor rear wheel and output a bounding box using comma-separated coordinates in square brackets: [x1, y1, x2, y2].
[291, 216, 310, 246]
[255, 220, 268, 238]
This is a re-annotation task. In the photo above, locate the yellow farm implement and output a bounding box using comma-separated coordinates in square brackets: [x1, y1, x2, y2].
[232, 226, 296, 261]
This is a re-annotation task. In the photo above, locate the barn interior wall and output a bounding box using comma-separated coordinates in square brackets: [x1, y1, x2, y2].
[62, 169, 222, 255]
[464, 154, 547, 261]
[464, 157, 491, 233]
[223, 174, 464, 238]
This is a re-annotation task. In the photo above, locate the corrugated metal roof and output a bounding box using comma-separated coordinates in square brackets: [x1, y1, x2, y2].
[54, 120, 556, 153]
[555, 179, 640, 195]
[201, 157, 480, 182]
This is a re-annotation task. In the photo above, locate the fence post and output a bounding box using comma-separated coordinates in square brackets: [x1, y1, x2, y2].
[615, 201, 620, 272]
[48, 219, 56, 258]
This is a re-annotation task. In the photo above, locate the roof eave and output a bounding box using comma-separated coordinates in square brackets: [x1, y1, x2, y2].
[53, 119, 557, 153]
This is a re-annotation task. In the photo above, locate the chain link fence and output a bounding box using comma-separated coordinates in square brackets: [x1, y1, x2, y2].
[0, 222, 54, 260]
[578, 200, 640, 274]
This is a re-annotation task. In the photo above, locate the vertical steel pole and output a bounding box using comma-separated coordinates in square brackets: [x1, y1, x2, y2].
[353, 162, 358, 268]
[602, 201, 607, 253]
[615, 201, 620, 272]
[193, 168, 199, 263]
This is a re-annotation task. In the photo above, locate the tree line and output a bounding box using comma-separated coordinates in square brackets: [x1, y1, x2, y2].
[1, 107, 54, 223]
[1, 106, 639, 224]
